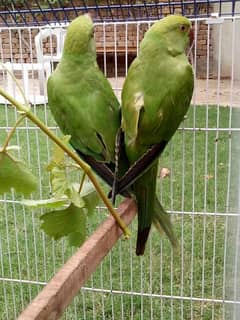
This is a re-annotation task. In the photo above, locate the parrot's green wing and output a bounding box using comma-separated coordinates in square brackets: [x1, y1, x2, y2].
[122, 56, 193, 163]
[48, 62, 120, 163]
[121, 15, 194, 255]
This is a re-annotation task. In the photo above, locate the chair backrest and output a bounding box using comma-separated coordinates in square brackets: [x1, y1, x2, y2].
[35, 26, 67, 64]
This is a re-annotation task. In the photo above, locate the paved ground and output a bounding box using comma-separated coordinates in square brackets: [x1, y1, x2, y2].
[194, 79, 240, 107]
[0, 76, 240, 107]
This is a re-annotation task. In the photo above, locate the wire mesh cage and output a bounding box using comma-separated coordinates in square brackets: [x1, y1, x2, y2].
[0, 1, 240, 319]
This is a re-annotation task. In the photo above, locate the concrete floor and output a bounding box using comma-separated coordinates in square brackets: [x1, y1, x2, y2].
[193, 79, 240, 107]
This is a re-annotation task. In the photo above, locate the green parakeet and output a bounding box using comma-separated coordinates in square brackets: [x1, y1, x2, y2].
[47, 14, 178, 255]
[47, 14, 120, 185]
[121, 15, 194, 255]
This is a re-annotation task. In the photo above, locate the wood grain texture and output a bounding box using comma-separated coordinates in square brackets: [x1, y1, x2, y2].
[18, 198, 136, 320]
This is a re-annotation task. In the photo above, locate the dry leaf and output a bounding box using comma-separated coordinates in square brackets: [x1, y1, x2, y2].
[160, 167, 170, 179]
[203, 174, 214, 180]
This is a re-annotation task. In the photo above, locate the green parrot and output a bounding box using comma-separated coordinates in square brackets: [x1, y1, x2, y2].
[47, 14, 120, 185]
[121, 15, 194, 255]
[47, 14, 177, 254]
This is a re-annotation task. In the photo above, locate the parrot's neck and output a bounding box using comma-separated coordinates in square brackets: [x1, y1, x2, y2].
[140, 33, 188, 58]
[62, 52, 96, 64]
[165, 34, 189, 57]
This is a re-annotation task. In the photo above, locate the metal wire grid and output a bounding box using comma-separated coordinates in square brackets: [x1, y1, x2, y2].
[0, 0, 239, 27]
[0, 15, 240, 319]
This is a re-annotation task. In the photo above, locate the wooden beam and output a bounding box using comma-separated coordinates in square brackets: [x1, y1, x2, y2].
[18, 198, 136, 320]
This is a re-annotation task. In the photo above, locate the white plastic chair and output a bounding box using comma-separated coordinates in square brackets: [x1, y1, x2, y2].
[35, 26, 67, 65]
[34, 24, 67, 93]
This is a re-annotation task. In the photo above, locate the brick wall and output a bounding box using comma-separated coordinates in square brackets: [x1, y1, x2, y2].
[194, 22, 214, 78]
[0, 5, 214, 78]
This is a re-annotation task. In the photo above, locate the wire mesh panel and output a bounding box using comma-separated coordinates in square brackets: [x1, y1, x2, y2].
[0, 0, 239, 26]
[0, 2, 240, 319]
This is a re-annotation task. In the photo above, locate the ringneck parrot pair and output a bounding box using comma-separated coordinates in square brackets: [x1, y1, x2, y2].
[47, 14, 194, 255]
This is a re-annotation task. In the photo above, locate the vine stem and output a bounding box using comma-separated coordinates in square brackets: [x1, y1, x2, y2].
[78, 172, 86, 194]
[1, 114, 26, 151]
[0, 87, 131, 238]
[0, 62, 28, 105]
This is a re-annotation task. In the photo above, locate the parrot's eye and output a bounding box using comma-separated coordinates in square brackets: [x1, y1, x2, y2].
[179, 25, 187, 32]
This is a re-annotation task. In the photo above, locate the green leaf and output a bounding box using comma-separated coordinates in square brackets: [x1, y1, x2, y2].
[47, 135, 71, 170]
[0, 151, 38, 195]
[68, 188, 85, 208]
[80, 182, 100, 216]
[47, 136, 71, 198]
[50, 166, 69, 197]
[40, 203, 86, 241]
[68, 230, 86, 247]
[22, 197, 69, 209]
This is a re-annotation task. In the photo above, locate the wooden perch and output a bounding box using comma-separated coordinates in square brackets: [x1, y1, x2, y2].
[18, 198, 137, 320]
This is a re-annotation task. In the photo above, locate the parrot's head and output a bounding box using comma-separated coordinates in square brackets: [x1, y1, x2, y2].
[63, 14, 96, 56]
[142, 15, 193, 57]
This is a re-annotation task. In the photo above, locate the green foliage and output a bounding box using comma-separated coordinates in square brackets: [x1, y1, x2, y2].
[79, 181, 100, 216]
[0, 128, 100, 246]
[30, 135, 99, 246]
[0, 150, 38, 196]
[38, 174, 98, 247]
[40, 203, 87, 244]
[0, 106, 100, 247]
[22, 197, 69, 209]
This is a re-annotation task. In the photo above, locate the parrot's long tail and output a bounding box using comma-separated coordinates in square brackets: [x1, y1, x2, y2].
[76, 146, 178, 255]
[153, 197, 178, 248]
[136, 227, 151, 255]
[135, 162, 158, 256]
[135, 162, 178, 255]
